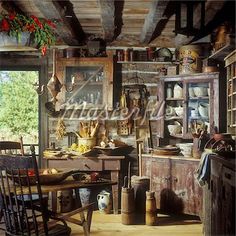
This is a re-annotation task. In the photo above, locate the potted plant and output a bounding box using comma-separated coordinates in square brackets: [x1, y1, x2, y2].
[0, 11, 57, 55]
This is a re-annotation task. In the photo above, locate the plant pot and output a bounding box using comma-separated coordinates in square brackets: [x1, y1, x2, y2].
[0, 32, 37, 51]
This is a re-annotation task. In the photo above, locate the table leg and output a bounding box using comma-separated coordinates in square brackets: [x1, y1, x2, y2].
[111, 170, 119, 214]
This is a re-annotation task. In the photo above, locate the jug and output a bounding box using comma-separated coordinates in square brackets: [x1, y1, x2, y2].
[173, 83, 183, 98]
[97, 190, 112, 214]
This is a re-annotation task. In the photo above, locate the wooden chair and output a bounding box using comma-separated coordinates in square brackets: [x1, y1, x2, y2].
[0, 147, 71, 236]
[0, 137, 24, 155]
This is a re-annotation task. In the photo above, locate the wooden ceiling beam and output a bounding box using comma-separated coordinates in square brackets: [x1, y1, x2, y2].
[174, 1, 226, 47]
[140, 0, 170, 44]
[97, 0, 115, 41]
[17, 0, 86, 46]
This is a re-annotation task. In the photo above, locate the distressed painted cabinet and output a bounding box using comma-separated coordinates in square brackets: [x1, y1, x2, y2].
[157, 72, 220, 139]
[142, 154, 202, 216]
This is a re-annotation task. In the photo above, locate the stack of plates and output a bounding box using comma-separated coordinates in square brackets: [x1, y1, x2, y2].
[153, 146, 180, 155]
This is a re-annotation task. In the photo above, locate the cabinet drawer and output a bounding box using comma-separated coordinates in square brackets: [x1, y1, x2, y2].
[222, 167, 235, 187]
[47, 159, 103, 171]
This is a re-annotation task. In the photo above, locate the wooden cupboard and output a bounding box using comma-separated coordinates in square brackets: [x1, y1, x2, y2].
[142, 154, 202, 216]
[56, 52, 115, 110]
[156, 72, 220, 139]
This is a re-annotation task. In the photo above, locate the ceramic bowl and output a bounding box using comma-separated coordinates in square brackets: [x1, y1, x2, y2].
[189, 87, 195, 97]
[174, 107, 183, 117]
[198, 103, 209, 118]
[193, 87, 208, 97]
[178, 143, 193, 157]
[166, 105, 176, 116]
[167, 122, 182, 135]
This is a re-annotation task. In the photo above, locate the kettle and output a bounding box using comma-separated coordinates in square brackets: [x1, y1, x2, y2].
[97, 190, 112, 214]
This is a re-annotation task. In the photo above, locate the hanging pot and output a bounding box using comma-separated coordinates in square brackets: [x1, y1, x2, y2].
[47, 49, 63, 104]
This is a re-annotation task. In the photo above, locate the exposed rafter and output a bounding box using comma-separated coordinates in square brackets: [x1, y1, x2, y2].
[174, 1, 226, 47]
[15, 0, 85, 46]
[97, 0, 115, 41]
[140, 0, 170, 44]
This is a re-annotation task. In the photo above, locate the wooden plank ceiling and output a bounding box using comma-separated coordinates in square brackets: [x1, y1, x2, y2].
[0, 0, 233, 48]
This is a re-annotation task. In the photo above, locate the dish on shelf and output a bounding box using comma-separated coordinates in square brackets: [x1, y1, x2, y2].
[155, 47, 173, 61]
[198, 103, 209, 118]
[167, 121, 182, 135]
[174, 106, 183, 117]
[193, 87, 208, 97]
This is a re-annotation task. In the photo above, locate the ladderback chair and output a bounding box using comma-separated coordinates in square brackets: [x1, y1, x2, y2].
[0, 137, 24, 155]
[0, 146, 71, 236]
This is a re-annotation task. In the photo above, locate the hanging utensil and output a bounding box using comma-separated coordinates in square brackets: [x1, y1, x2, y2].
[47, 49, 63, 105]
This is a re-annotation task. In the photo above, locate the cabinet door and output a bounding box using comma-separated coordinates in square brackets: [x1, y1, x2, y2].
[171, 159, 203, 216]
[186, 81, 212, 138]
[56, 56, 114, 110]
[142, 157, 170, 210]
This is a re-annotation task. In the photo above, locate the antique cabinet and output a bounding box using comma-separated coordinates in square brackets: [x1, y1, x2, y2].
[157, 72, 220, 139]
[142, 154, 202, 216]
[56, 52, 114, 110]
[210, 156, 235, 236]
[225, 50, 236, 135]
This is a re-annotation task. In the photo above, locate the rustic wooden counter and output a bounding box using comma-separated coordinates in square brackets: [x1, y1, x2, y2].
[141, 154, 202, 216]
[43, 155, 126, 214]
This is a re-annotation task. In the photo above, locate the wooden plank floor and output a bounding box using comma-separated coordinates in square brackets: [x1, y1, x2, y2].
[69, 211, 203, 236]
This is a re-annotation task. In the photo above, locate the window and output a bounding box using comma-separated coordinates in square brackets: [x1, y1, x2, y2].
[0, 70, 39, 154]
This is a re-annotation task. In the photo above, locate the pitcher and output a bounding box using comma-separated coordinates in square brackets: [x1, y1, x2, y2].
[97, 190, 112, 214]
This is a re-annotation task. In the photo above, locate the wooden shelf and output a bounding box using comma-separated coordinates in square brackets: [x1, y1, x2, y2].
[189, 96, 209, 100]
[117, 61, 173, 64]
[209, 37, 235, 61]
[166, 97, 184, 101]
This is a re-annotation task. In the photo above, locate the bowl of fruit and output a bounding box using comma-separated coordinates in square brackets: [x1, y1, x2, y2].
[12, 168, 76, 185]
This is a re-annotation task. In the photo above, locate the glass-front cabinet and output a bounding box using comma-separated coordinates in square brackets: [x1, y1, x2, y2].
[56, 53, 114, 110]
[158, 72, 219, 139]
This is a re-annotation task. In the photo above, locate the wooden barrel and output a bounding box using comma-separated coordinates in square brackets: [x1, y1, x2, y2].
[121, 187, 135, 225]
[179, 45, 202, 74]
[131, 176, 150, 223]
[145, 191, 157, 226]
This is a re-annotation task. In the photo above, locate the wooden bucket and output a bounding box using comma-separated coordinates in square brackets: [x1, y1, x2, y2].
[131, 176, 150, 223]
[121, 187, 135, 225]
[179, 45, 202, 74]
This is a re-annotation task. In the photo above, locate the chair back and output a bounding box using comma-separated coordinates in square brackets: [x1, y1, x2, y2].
[0, 146, 49, 235]
[0, 137, 24, 155]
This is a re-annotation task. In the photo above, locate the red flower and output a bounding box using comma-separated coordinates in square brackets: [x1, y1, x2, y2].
[31, 15, 43, 29]
[46, 20, 56, 29]
[41, 46, 47, 56]
[9, 13, 16, 20]
[1, 18, 10, 31]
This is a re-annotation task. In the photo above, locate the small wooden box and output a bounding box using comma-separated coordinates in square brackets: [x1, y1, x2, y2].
[167, 65, 178, 75]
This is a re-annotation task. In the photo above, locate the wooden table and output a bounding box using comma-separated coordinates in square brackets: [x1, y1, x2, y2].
[44, 155, 126, 214]
[16, 178, 116, 233]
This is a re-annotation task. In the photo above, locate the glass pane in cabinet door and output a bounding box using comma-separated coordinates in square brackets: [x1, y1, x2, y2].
[187, 82, 210, 135]
[65, 66, 104, 107]
[164, 81, 184, 138]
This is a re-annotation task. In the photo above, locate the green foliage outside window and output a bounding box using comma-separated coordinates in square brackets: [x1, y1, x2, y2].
[0, 71, 38, 141]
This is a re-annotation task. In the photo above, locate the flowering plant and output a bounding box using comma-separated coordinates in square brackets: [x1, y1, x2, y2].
[0, 11, 57, 55]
